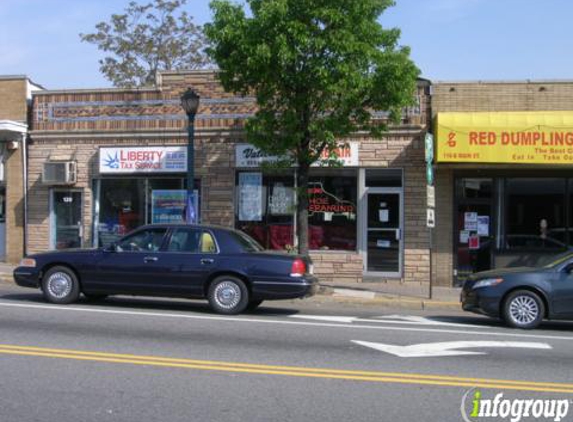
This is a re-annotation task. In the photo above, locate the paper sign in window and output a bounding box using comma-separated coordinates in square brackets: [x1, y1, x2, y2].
[379, 209, 389, 222]
[377, 239, 391, 248]
[477, 216, 489, 236]
[464, 212, 478, 231]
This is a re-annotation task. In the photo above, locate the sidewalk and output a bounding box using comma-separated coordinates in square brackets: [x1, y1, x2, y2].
[319, 281, 461, 311]
[0, 262, 461, 311]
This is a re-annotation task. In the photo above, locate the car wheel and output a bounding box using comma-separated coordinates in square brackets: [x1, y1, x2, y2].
[42, 266, 80, 305]
[503, 290, 544, 329]
[207, 276, 249, 315]
[83, 293, 108, 301]
[246, 300, 264, 312]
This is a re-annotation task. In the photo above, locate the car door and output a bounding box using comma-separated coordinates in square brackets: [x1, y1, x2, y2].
[92, 227, 170, 294]
[156, 228, 219, 297]
[553, 261, 573, 316]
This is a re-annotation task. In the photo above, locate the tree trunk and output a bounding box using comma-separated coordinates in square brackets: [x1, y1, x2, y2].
[296, 161, 310, 256]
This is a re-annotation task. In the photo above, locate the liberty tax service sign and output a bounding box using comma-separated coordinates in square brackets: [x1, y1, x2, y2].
[99, 147, 187, 174]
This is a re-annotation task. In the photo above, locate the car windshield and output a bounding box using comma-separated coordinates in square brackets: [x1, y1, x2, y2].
[229, 230, 265, 252]
[540, 251, 573, 268]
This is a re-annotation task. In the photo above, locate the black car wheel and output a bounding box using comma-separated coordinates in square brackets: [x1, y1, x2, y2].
[503, 290, 545, 329]
[208, 276, 249, 315]
[42, 266, 80, 305]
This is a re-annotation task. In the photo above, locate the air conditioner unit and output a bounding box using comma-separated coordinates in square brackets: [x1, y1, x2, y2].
[42, 161, 77, 185]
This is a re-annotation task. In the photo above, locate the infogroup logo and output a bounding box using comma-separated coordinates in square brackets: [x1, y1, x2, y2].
[461, 389, 570, 422]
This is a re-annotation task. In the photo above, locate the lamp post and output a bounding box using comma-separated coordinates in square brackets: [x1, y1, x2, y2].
[180, 88, 200, 224]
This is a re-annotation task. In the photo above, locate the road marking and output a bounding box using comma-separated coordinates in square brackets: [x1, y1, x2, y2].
[1, 301, 573, 342]
[289, 315, 359, 323]
[371, 314, 487, 328]
[0, 343, 572, 393]
[290, 314, 488, 328]
[352, 340, 552, 357]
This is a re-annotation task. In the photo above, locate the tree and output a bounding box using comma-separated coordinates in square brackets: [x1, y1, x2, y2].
[80, 0, 210, 87]
[205, 0, 420, 256]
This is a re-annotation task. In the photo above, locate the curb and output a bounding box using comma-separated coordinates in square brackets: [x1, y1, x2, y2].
[317, 285, 461, 311]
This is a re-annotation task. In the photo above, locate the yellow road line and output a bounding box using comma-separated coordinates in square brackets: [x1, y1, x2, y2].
[0, 344, 572, 394]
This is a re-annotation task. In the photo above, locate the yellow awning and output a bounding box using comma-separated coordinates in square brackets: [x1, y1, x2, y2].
[435, 111, 573, 164]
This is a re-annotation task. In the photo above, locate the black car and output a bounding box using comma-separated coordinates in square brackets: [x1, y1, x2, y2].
[461, 252, 573, 329]
[13, 224, 318, 314]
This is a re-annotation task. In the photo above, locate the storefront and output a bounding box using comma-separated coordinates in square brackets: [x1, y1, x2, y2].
[91, 146, 199, 248]
[434, 110, 573, 285]
[234, 143, 406, 277]
[29, 70, 431, 285]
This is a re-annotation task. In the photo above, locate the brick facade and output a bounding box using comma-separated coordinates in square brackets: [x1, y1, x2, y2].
[432, 80, 573, 286]
[29, 70, 431, 285]
[0, 76, 37, 263]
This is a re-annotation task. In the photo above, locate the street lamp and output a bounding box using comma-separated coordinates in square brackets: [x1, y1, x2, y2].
[180, 88, 200, 224]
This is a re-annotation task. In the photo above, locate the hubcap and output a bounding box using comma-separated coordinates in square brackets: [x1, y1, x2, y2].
[214, 281, 241, 310]
[509, 295, 539, 325]
[47, 272, 73, 299]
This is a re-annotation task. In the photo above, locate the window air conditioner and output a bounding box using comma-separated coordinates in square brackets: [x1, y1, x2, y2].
[42, 161, 77, 185]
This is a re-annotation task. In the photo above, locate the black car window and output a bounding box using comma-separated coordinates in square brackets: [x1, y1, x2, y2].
[229, 230, 264, 252]
[117, 228, 167, 252]
[167, 229, 201, 253]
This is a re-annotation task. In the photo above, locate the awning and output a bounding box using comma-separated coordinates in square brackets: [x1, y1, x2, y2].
[435, 111, 573, 165]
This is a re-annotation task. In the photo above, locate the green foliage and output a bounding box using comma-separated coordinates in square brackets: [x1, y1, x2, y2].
[205, 0, 420, 164]
[81, 0, 210, 87]
[205, 0, 420, 254]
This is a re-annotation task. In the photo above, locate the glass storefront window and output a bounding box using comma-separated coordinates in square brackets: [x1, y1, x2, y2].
[98, 179, 146, 246]
[454, 175, 570, 283]
[366, 169, 402, 187]
[505, 178, 566, 250]
[455, 178, 492, 200]
[308, 170, 357, 250]
[235, 172, 295, 250]
[235, 170, 357, 251]
[96, 177, 187, 247]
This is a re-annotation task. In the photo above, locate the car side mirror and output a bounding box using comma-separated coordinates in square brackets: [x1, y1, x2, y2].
[564, 263, 573, 274]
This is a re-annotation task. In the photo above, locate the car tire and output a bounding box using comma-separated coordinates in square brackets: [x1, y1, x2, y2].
[246, 299, 264, 312]
[83, 293, 108, 301]
[207, 276, 249, 315]
[42, 266, 80, 305]
[503, 290, 545, 329]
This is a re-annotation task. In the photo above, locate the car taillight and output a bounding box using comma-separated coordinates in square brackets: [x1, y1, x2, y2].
[290, 259, 306, 277]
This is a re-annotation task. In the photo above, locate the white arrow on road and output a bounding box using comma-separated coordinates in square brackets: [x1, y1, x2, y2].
[352, 340, 553, 357]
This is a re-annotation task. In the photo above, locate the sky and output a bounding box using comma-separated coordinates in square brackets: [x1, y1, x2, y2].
[1, 0, 572, 89]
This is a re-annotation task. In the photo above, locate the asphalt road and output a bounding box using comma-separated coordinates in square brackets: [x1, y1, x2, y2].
[1, 282, 573, 422]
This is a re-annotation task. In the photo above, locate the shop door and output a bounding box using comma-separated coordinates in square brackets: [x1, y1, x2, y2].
[456, 203, 493, 283]
[51, 190, 83, 249]
[364, 189, 403, 276]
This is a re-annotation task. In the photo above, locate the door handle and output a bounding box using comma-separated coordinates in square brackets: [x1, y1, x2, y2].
[201, 258, 214, 265]
[144, 256, 158, 263]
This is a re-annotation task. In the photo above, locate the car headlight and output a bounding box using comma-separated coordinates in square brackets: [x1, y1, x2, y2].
[18, 258, 36, 268]
[472, 277, 503, 289]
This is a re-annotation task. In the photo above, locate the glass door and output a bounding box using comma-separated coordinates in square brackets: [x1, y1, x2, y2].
[365, 189, 403, 276]
[51, 190, 83, 249]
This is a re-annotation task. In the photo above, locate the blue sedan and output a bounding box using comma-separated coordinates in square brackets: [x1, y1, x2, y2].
[461, 252, 573, 329]
[13, 224, 318, 314]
